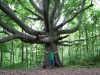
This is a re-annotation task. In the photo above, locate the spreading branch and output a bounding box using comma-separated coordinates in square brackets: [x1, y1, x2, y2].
[25, 16, 43, 21]
[0, 19, 21, 34]
[0, 30, 10, 35]
[58, 34, 100, 46]
[54, 0, 65, 26]
[55, 0, 93, 31]
[0, 34, 18, 43]
[29, 0, 43, 15]
[15, 10, 43, 21]
[58, 41, 84, 46]
[0, 34, 36, 43]
[57, 34, 69, 40]
[0, 2, 45, 36]
[50, 0, 60, 23]
[42, 0, 50, 32]
[17, 0, 43, 21]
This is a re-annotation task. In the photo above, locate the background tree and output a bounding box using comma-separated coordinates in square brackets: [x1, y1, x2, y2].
[0, 0, 93, 68]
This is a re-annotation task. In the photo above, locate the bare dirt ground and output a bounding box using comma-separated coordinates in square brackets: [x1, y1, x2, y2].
[0, 67, 100, 75]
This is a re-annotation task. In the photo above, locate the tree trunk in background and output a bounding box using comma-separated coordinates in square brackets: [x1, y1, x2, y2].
[32, 48, 34, 68]
[61, 46, 64, 65]
[29, 46, 34, 67]
[21, 42, 24, 63]
[35, 44, 38, 67]
[91, 25, 95, 57]
[99, 26, 100, 56]
[10, 47, 12, 64]
[0, 47, 3, 65]
[68, 36, 71, 65]
[26, 44, 28, 68]
[85, 28, 89, 52]
[12, 48, 14, 65]
[79, 29, 82, 65]
[42, 43, 63, 68]
[21, 30, 24, 63]
[10, 41, 14, 64]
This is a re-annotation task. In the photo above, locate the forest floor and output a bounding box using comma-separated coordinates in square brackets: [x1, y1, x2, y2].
[0, 67, 100, 75]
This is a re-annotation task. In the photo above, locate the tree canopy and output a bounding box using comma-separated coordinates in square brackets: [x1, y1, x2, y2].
[0, 0, 93, 45]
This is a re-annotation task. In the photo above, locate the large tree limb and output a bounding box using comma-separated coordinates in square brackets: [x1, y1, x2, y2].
[42, 0, 50, 32]
[15, 10, 43, 20]
[50, 0, 60, 23]
[24, 8, 43, 20]
[58, 34, 100, 46]
[59, 39, 84, 43]
[57, 0, 93, 35]
[0, 2, 45, 36]
[57, 34, 69, 40]
[0, 33, 36, 43]
[0, 17, 52, 44]
[0, 19, 21, 34]
[42, 0, 50, 16]
[0, 34, 35, 43]
[0, 30, 10, 35]
[57, 12, 84, 34]
[54, 0, 93, 30]
[54, 0, 65, 26]
[0, 31, 50, 44]
[0, 19, 33, 37]
[29, 0, 43, 15]
[58, 41, 84, 46]
[17, 0, 43, 21]
[25, 16, 43, 21]
[62, 2, 81, 23]
[0, 19, 51, 44]
[0, 34, 18, 43]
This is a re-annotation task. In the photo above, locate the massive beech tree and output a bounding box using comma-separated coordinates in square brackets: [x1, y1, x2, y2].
[0, 0, 93, 68]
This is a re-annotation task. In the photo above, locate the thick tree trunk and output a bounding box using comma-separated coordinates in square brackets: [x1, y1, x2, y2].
[42, 43, 63, 68]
